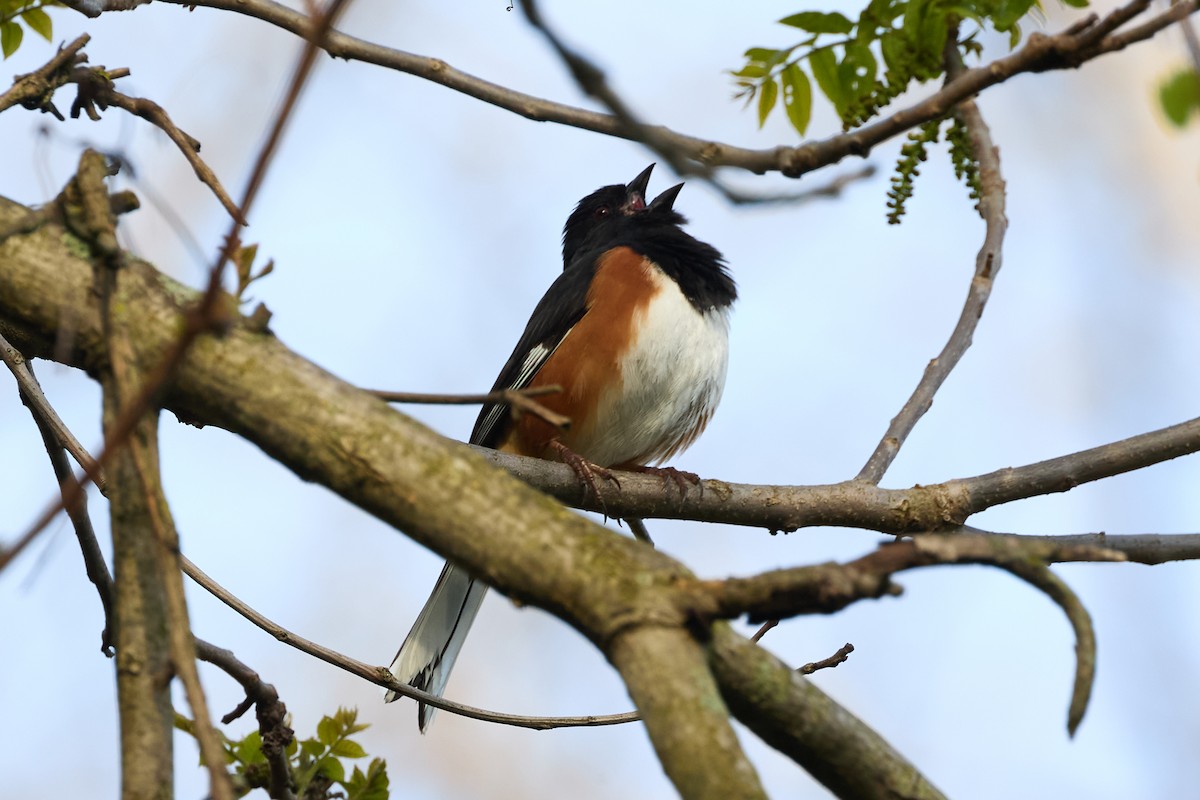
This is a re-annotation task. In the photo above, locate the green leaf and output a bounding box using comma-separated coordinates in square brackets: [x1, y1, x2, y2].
[1159, 68, 1200, 128]
[808, 47, 843, 114]
[2, 20, 23, 59]
[1060, 0, 1089, 7]
[780, 63, 812, 135]
[917, 9, 948, 66]
[344, 759, 390, 800]
[316, 716, 338, 747]
[757, 76, 778, 127]
[318, 755, 346, 783]
[300, 738, 324, 759]
[730, 62, 768, 79]
[879, 30, 905, 73]
[743, 47, 790, 70]
[20, 7, 51, 41]
[331, 739, 368, 759]
[233, 731, 266, 765]
[992, 0, 1037, 31]
[779, 11, 854, 34]
[1007, 22, 1022, 50]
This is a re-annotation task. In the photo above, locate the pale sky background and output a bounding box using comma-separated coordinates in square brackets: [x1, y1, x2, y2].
[2, 2, 1200, 798]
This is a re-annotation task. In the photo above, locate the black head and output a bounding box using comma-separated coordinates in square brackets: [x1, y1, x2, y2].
[561, 164, 658, 269]
[561, 165, 735, 311]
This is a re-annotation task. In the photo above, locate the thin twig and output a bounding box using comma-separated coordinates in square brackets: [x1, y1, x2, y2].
[749, 619, 777, 643]
[194, 640, 297, 800]
[158, 0, 1198, 179]
[1178, 0, 1200, 71]
[625, 518, 654, 545]
[372, 384, 570, 429]
[962, 528, 1200, 566]
[855, 41, 1008, 484]
[12, 357, 116, 654]
[70, 76, 244, 224]
[0, 34, 90, 116]
[3, 0, 357, 573]
[994, 558, 1094, 736]
[517, 0, 696, 181]
[799, 643, 854, 675]
[0, 331, 105, 490]
[179, 554, 639, 730]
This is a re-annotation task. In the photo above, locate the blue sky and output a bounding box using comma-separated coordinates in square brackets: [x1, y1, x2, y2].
[2, 2, 1199, 798]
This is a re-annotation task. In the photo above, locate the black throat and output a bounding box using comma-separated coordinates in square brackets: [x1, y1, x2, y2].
[613, 216, 736, 313]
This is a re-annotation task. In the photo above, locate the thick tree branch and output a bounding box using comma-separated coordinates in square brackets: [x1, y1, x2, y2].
[3, 188, 1198, 540]
[106, 361, 174, 800]
[710, 624, 947, 800]
[1, 188, 1193, 797]
[96, 151, 233, 799]
[475, 414, 1200, 531]
[156, 0, 1198, 178]
[609, 626, 767, 800]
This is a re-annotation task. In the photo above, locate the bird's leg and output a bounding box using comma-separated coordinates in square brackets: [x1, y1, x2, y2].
[547, 439, 620, 512]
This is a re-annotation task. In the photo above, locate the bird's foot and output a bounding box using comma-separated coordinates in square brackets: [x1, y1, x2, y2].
[548, 440, 620, 511]
[624, 464, 702, 503]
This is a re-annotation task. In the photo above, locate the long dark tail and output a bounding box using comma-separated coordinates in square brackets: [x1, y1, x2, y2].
[386, 562, 488, 731]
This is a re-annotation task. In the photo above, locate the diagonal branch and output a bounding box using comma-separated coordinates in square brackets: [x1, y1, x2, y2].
[710, 624, 947, 800]
[0, 331, 104, 490]
[180, 554, 638, 730]
[156, 0, 1198, 178]
[856, 43, 1008, 484]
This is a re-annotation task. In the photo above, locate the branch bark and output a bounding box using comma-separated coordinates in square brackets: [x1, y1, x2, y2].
[710, 625, 948, 800]
[0, 190, 775, 799]
[153, 0, 1199, 178]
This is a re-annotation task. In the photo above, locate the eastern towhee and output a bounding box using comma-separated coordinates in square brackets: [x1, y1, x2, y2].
[386, 164, 737, 730]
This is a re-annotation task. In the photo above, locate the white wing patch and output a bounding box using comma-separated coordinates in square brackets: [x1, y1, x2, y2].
[473, 340, 562, 445]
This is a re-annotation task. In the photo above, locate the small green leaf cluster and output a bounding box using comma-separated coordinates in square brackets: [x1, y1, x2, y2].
[182, 706, 390, 799]
[233, 242, 275, 303]
[887, 119, 942, 224]
[885, 114, 982, 223]
[945, 115, 982, 209]
[0, 0, 57, 59]
[1157, 67, 1200, 128]
[731, 0, 1090, 136]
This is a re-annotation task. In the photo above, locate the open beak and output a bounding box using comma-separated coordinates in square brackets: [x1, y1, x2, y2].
[648, 182, 684, 212]
[624, 164, 654, 212]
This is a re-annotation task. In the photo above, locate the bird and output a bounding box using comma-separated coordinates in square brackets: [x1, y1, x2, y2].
[386, 164, 737, 731]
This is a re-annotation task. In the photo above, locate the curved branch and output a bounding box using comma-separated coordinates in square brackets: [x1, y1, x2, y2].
[194, 640, 297, 800]
[180, 554, 639, 731]
[856, 44, 1008, 484]
[157, 0, 1198, 178]
[696, 534, 1124, 623]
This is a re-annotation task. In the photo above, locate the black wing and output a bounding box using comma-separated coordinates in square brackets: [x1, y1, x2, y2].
[470, 264, 594, 448]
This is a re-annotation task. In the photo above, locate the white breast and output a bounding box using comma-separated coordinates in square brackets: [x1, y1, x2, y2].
[582, 265, 730, 467]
